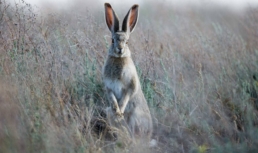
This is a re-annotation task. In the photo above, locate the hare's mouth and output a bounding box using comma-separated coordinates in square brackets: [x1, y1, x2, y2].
[116, 48, 123, 55]
[115, 48, 125, 57]
[115, 53, 125, 58]
[109, 47, 130, 58]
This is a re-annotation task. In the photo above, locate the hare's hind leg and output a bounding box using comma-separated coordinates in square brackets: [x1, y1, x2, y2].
[127, 113, 137, 141]
[106, 107, 134, 142]
[128, 109, 153, 139]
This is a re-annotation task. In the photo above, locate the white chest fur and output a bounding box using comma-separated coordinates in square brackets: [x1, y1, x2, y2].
[104, 64, 136, 99]
[104, 78, 124, 99]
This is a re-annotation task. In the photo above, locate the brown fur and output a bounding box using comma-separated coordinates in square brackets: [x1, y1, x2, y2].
[103, 57, 131, 80]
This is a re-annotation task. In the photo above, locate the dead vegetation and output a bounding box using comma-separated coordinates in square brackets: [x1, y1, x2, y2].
[0, 0, 258, 152]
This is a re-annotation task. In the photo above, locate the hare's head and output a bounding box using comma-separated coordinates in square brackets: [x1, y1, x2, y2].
[104, 3, 139, 57]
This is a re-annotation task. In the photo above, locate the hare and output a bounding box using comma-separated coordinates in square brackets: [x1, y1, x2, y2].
[102, 3, 153, 140]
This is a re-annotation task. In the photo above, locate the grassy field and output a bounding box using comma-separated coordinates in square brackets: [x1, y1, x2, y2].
[0, 0, 258, 152]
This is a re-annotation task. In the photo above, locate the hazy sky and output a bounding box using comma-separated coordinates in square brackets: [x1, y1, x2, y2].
[21, 0, 258, 10]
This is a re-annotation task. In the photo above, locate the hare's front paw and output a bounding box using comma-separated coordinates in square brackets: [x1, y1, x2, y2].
[114, 108, 123, 117]
[116, 111, 124, 118]
[112, 107, 124, 122]
[115, 112, 124, 122]
[112, 105, 122, 116]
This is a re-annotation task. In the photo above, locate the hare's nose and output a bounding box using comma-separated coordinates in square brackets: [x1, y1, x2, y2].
[117, 48, 123, 54]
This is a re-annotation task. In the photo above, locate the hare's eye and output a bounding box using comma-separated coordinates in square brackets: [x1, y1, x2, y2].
[126, 41, 128, 44]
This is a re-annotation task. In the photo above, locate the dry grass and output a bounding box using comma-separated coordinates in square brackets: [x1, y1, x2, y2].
[0, 0, 258, 152]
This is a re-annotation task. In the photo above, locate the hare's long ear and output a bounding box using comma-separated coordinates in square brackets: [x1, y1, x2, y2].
[104, 3, 119, 33]
[122, 4, 139, 33]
